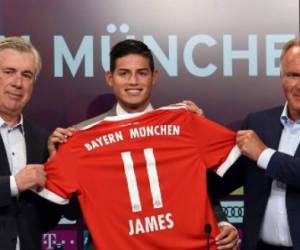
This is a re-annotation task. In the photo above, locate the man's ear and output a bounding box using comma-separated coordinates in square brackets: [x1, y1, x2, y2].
[152, 69, 159, 86]
[105, 71, 113, 87]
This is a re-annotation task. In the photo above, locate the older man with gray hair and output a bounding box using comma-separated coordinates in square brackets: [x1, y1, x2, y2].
[0, 37, 62, 250]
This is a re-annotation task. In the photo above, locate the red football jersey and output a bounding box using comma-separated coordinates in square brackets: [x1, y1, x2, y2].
[41, 105, 238, 250]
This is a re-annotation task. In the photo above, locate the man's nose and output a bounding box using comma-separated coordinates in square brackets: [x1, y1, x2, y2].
[11, 73, 23, 88]
[128, 74, 138, 84]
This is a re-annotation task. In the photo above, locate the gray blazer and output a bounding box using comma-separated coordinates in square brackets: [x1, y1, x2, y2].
[73, 106, 117, 129]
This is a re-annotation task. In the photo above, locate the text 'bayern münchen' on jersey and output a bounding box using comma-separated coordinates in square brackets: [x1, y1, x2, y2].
[37, 104, 240, 250]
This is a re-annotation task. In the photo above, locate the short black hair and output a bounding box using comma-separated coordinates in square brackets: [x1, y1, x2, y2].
[110, 39, 154, 72]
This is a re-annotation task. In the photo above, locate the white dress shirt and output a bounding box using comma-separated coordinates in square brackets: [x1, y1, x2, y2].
[257, 104, 300, 247]
[116, 102, 154, 115]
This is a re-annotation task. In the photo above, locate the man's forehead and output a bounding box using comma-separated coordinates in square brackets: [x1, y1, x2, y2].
[281, 49, 300, 69]
[116, 66, 150, 71]
[116, 53, 150, 63]
[0, 49, 34, 65]
[284, 46, 300, 60]
[0, 49, 36, 79]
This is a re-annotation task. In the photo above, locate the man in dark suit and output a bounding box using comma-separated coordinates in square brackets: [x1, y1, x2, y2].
[209, 38, 300, 250]
[49, 39, 238, 249]
[0, 37, 62, 250]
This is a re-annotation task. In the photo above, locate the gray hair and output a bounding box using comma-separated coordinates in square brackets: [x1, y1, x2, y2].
[280, 37, 300, 63]
[0, 36, 42, 80]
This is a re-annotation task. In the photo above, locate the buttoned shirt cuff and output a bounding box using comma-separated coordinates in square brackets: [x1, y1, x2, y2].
[257, 148, 276, 169]
[10, 176, 19, 196]
[218, 221, 234, 227]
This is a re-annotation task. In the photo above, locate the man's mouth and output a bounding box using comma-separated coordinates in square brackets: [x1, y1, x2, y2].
[126, 89, 143, 95]
[7, 92, 22, 99]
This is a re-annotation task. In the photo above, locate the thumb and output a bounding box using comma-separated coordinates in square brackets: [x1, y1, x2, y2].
[48, 150, 56, 161]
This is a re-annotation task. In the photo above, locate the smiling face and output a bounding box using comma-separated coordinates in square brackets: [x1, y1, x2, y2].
[0, 49, 36, 123]
[281, 46, 300, 121]
[105, 54, 158, 113]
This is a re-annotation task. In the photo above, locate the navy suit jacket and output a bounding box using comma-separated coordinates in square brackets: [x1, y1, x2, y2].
[208, 106, 300, 250]
[0, 118, 62, 250]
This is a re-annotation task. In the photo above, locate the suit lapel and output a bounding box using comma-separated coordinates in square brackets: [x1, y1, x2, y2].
[294, 144, 300, 156]
[108, 105, 117, 116]
[267, 107, 300, 155]
[266, 108, 283, 150]
[23, 119, 35, 163]
[269, 122, 282, 150]
[0, 135, 10, 175]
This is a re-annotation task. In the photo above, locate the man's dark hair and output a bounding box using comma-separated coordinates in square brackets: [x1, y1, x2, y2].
[110, 39, 154, 72]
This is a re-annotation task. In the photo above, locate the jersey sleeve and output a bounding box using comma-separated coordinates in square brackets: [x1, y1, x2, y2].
[37, 145, 79, 204]
[190, 113, 240, 174]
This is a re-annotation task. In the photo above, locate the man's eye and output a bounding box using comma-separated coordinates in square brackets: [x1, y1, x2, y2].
[286, 73, 300, 79]
[23, 73, 33, 79]
[139, 71, 148, 76]
[22, 72, 33, 79]
[3, 70, 13, 75]
[289, 76, 300, 80]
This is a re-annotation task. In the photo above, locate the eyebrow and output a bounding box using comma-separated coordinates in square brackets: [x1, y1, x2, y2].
[2, 67, 34, 73]
[286, 71, 300, 77]
[117, 68, 150, 71]
[23, 70, 34, 75]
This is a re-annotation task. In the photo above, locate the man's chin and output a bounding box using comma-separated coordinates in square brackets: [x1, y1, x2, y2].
[121, 102, 148, 112]
[287, 102, 300, 119]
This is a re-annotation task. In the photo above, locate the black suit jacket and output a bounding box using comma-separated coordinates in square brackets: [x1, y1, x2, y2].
[208, 106, 300, 250]
[0, 118, 62, 250]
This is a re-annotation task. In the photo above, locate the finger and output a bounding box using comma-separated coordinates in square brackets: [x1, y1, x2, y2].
[67, 127, 77, 134]
[35, 180, 46, 190]
[216, 234, 236, 245]
[35, 174, 46, 188]
[53, 127, 73, 138]
[48, 150, 57, 161]
[182, 100, 195, 105]
[63, 126, 76, 134]
[182, 100, 204, 116]
[236, 130, 251, 137]
[30, 164, 44, 170]
[49, 131, 68, 144]
[217, 242, 236, 250]
[38, 168, 46, 179]
[236, 133, 249, 146]
[49, 135, 66, 144]
[215, 229, 227, 241]
[236, 132, 249, 141]
[53, 131, 69, 142]
[216, 226, 238, 245]
[182, 100, 197, 109]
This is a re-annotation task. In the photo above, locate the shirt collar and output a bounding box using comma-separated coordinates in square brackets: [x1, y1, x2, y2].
[0, 114, 24, 131]
[116, 103, 154, 115]
[280, 103, 300, 126]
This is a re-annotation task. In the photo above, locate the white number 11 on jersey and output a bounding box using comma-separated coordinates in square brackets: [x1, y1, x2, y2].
[121, 148, 163, 213]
